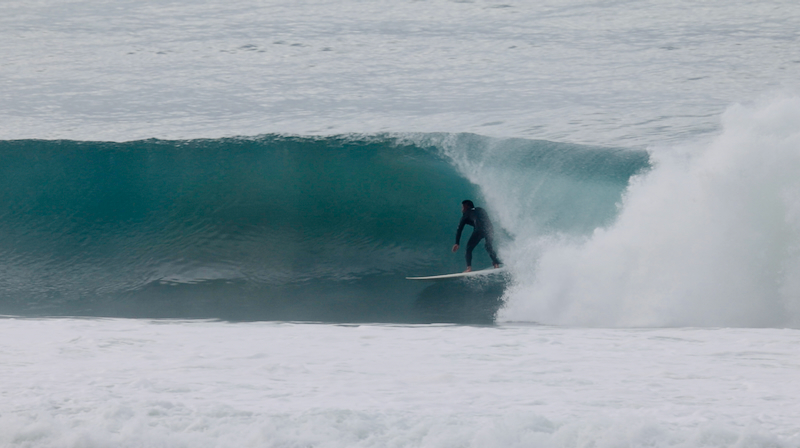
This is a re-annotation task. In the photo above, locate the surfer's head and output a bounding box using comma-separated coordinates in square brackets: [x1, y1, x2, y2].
[461, 200, 474, 212]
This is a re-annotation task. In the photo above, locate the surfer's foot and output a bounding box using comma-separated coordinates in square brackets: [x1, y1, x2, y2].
[493, 264, 500, 269]
[464, 266, 472, 272]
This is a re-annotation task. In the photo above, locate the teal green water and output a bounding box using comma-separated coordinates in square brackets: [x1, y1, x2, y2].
[0, 134, 648, 323]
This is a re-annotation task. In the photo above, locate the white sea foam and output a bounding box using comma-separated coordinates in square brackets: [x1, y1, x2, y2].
[498, 97, 800, 327]
[1, 318, 798, 447]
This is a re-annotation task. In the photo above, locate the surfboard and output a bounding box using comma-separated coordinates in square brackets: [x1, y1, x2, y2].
[406, 267, 507, 281]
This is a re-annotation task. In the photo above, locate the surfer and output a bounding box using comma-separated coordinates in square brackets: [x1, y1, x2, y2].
[452, 200, 501, 272]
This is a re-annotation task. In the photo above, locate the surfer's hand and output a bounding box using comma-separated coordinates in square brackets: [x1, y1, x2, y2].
[452, 244, 459, 252]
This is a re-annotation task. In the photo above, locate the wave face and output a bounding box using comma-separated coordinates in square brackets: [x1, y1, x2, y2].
[0, 135, 647, 323]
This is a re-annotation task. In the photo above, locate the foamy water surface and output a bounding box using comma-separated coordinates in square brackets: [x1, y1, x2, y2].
[3, 318, 799, 447]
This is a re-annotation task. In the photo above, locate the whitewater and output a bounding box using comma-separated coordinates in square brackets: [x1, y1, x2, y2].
[2, 0, 800, 447]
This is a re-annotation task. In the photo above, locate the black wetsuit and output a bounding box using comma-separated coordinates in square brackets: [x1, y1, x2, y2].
[455, 207, 500, 267]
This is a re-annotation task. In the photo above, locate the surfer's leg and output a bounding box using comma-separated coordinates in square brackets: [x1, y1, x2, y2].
[465, 232, 483, 269]
[484, 233, 501, 266]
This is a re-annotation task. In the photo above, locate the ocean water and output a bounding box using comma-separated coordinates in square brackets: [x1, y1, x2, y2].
[2, 0, 800, 446]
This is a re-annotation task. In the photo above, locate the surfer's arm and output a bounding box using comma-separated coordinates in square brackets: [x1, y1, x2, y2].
[455, 216, 468, 245]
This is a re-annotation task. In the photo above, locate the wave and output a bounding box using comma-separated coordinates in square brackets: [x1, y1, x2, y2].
[0, 134, 645, 323]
